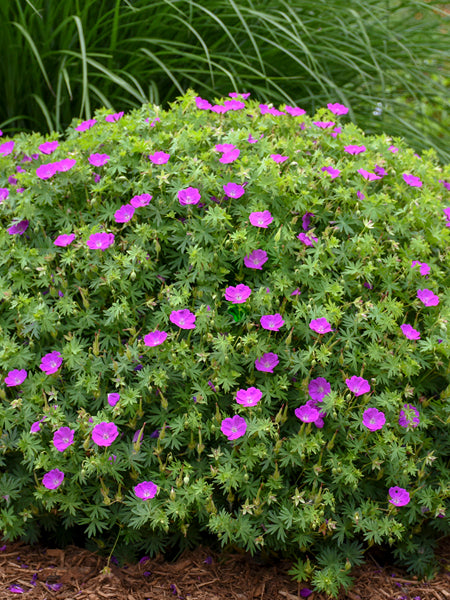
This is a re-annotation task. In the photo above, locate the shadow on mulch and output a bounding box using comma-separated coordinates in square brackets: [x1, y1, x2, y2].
[0, 539, 449, 600]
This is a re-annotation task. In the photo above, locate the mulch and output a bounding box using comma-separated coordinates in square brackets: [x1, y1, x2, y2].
[0, 539, 449, 600]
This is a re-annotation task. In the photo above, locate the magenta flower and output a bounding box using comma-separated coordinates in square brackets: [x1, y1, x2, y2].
[216, 143, 236, 153]
[344, 145, 366, 154]
[255, 352, 279, 373]
[249, 210, 273, 228]
[36, 162, 59, 180]
[400, 324, 420, 340]
[107, 393, 120, 407]
[235, 387, 262, 407]
[330, 126, 342, 138]
[225, 284, 252, 303]
[40, 351, 63, 375]
[259, 104, 285, 116]
[358, 169, 381, 181]
[260, 313, 285, 331]
[327, 103, 348, 115]
[220, 148, 240, 163]
[178, 187, 201, 205]
[389, 146, 399, 153]
[42, 469, 64, 490]
[309, 318, 332, 334]
[9, 586, 24, 594]
[411, 260, 430, 276]
[399, 404, 420, 428]
[362, 407, 385, 431]
[88, 153, 110, 167]
[131, 193, 152, 207]
[308, 377, 331, 401]
[313, 121, 335, 128]
[134, 481, 158, 500]
[7, 220, 29, 235]
[144, 330, 168, 346]
[403, 173, 422, 187]
[291, 288, 301, 296]
[439, 180, 450, 190]
[56, 158, 76, 172]
[297, 232, 318, 246]
[53, 427, 75, 452]
[31, 417, 46, 433]
[223, 182, 245, 198]
[346, 376, 370, 396]
[388, 486, 410, 507]
[374, 165, 387, 177]
[149, 151, 170, 164]
[211, 104, 228, 113]
[357, 190, 365, 200]
[86, 232, 115, 251]
[0, 140, 14, 156]
[417, 288, 439, 306]
[247, 133, 263, 143]
[39, 141, 59, 154]
[321, 166, 340, 179]
[92, 422, 119, 447]
[244, 249, 268, 270]
[0, 188, 9, 203]
[229, 92, 250, 99]
[284, 105, 306, 116]
[195, 97, 212, 110]
[5, 369, 27, 387]
[114, 203, 135, 223]
[76, 119, 97, 132]
[221, 415, 247, 440]
[270, 154, 289, 163]
[169, 309, 196, 329]
[54, 233, 75, 247]
[302, 212, 314, 230]
[105, 112, 124, 122]
[295, 404, 320, 423]
[224, 99, 245, 110]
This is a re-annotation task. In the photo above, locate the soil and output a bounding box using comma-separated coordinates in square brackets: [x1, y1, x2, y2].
[0, 539, 448, 600]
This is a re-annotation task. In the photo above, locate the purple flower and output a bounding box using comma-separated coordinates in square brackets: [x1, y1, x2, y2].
[389, 146, 399, 153]
[357, 190, 365, 200]
[178, 187, 201, 205]
[291, 288, 301, 296]
[321, 166, 340, 179]
[92, 422, 119, 447]
[5, 369, 27, 387]
[255, 352, 279, 373]
[400, 324, 420, 340]
[358, 169, 381, 181]
[403, 174, 422, 187]
[76, 119, 97, 132]
[388, 486, 410, 507]
[247, 133, 263, 143]
[346, 376, 370, 396]
[39, 140, 59, 154]
[144, 330, 168, 346]
[364, 282, 373, 289]
[225, 284, 252, 303]
[30, 417, 46, 433]
[86, 232, 115, 250]
[149, 151, 170, 164]
[54, 233, 75, 247]
[439, 180, 450, 190]
[244, 249, 268, 270]
[114, 203, 135, 223]
[417, 288, 439, 306]
[8, 176, 17, 185]
[107, 393, 120, 407]
[39, 351, 63, 375]
[0, 140, 14, 156]
[313, 121, 335, 129]
[284, 105, 306, 116]
[88, 153, 110, 167]
[270, 154, 289, 163]
[219, 148, 240, 163]
[327, 103, 348, 115]
[42, 469, 64, 490]
[195, 97, 212, 110]
[236, 387, 262, 407]
[53, 427, 75, 452]
[0, 188, 9, 203]
[134, 481, 158, 500]
[309, 377, 331, 401]
[223, 182, 245, 199]
[300, 588, 313, 597]
[344, 145, 366, 154]
[309, 318, 332, 334]
[411, 260, 430, 276]
[260, 313, 285, 331]
[295, 404, 320, 422]
[302, 212, 314, 231]
[221, 415, 247, 440]
[8, 220, 29, 235]
[130, 193, 152, 207]
[169, 309, 196, 329]
[374, 165, 387, 177]
[297, 232, 318, 246]
[362, 407, 385, 431]
[9, 585, 24, 593]
[249, 210, 273, 228]
[105, 112, 124, 122]
[399, 404, 420, 428]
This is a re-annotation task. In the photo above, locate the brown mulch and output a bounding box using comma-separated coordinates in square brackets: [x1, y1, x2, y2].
[0, 540, 449, 600]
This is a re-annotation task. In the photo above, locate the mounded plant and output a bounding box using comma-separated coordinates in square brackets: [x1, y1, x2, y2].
[0, 91, 449, 597]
